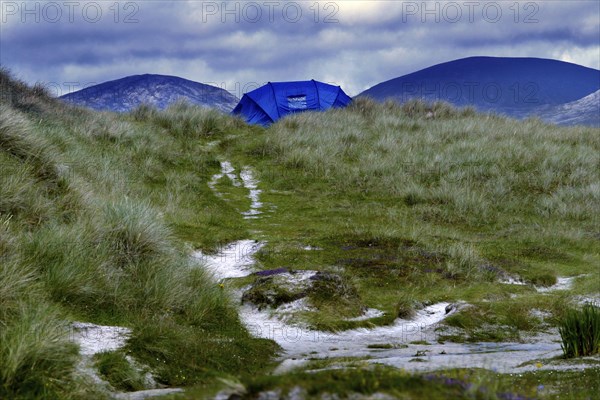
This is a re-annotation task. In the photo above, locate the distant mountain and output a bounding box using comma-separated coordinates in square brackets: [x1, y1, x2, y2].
[60, 74, 239, 113]
[533, 90, 600, 127]
[359, 57, 600, 125]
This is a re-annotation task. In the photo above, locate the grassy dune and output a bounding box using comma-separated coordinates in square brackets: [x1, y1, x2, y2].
[0, 70, 275, 399]
[229, 98, 599, 335]
[1, 69, 598, 398]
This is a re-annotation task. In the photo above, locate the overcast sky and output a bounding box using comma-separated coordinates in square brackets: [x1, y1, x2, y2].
[1, 0, 598, 97]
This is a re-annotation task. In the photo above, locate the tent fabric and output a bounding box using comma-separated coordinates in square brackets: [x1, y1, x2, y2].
[232, 80, 352, 126]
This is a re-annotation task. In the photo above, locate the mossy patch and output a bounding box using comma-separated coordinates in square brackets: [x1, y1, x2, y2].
[93, 351, 147, 392]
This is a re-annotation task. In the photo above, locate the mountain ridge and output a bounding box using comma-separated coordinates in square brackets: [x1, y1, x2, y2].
[533, 89, 600, 127]
[60, 74, 239, 113]
[359, 56, 600, 125]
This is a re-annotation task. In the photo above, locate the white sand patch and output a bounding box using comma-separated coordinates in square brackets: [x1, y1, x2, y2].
[197, 240, 461, 365]
[369, 339, 564, 374]
[276, 298, 316, 314]
[197, 239, 581, 375]
[529, 309, 552, 320]
[240, 166, 263, 218]
[220, 161, 241, 187]
[70, 322, 131, 356]
[193, 240, 264, 280]
[300, 342, 594, 375]
[274, 298, 318, 324]
[70, 323, 176, 395]
[501, 275, 584, 293]
[208, 161, 264, 219]
[114, 388, 184, 400]
[274, 334, 575, 375]
[208, 161, 242, 195]
[536, 276, 576, 292]
[345, 308, 385, 322]
[71, 324, 184, 396]
[241, 301, 455, 359]
[302, 245, 323, 251]
[276, 270, 317, 291]
[499, 276, 527, 285]
[575, 295, 600, 306]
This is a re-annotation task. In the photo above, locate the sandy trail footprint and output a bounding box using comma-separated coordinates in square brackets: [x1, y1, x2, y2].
[208, 161, 264, 219]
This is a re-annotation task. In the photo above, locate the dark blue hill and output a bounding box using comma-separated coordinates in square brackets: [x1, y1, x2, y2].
[60, 74, 238, 113]
[359, 57, 600, 123]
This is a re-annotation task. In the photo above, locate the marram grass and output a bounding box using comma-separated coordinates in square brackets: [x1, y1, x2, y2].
[0, 69, 277, 398]
[559, 303, 600, 358]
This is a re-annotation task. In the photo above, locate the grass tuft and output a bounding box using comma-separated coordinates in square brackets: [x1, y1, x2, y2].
[93, 351, 147, 392]
[395, 293, 416, 319]
[96, 199, 174, 268]
[559, 303, 600, 358]
[0, 105, 61, 184]
[0, 302, 79, 399]
[149, 101, 242, 138]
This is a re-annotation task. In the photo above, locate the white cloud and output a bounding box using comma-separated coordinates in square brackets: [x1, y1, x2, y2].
[554, 46, 600, 70]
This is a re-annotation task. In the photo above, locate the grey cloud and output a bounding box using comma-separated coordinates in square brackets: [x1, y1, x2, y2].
[1, 0, 598, 97]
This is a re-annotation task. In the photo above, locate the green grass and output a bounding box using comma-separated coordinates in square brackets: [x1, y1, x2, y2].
[1, 68, 599, 398]
[244, 366, 473, 399]
[559, 303, 600, 358]
[0, 69, 277, 398]
[0, 301, 80, 399]
[239, 364, 600, 399]
[222, 95, 599, 334]
[433, 368, 600, 400]
[93, 351, 146, 392]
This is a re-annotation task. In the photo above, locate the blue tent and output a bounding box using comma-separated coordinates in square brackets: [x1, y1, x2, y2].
[231, 80, 352, 126]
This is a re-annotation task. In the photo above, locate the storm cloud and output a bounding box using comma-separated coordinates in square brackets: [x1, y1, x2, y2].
[1, 0, 598, 97]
